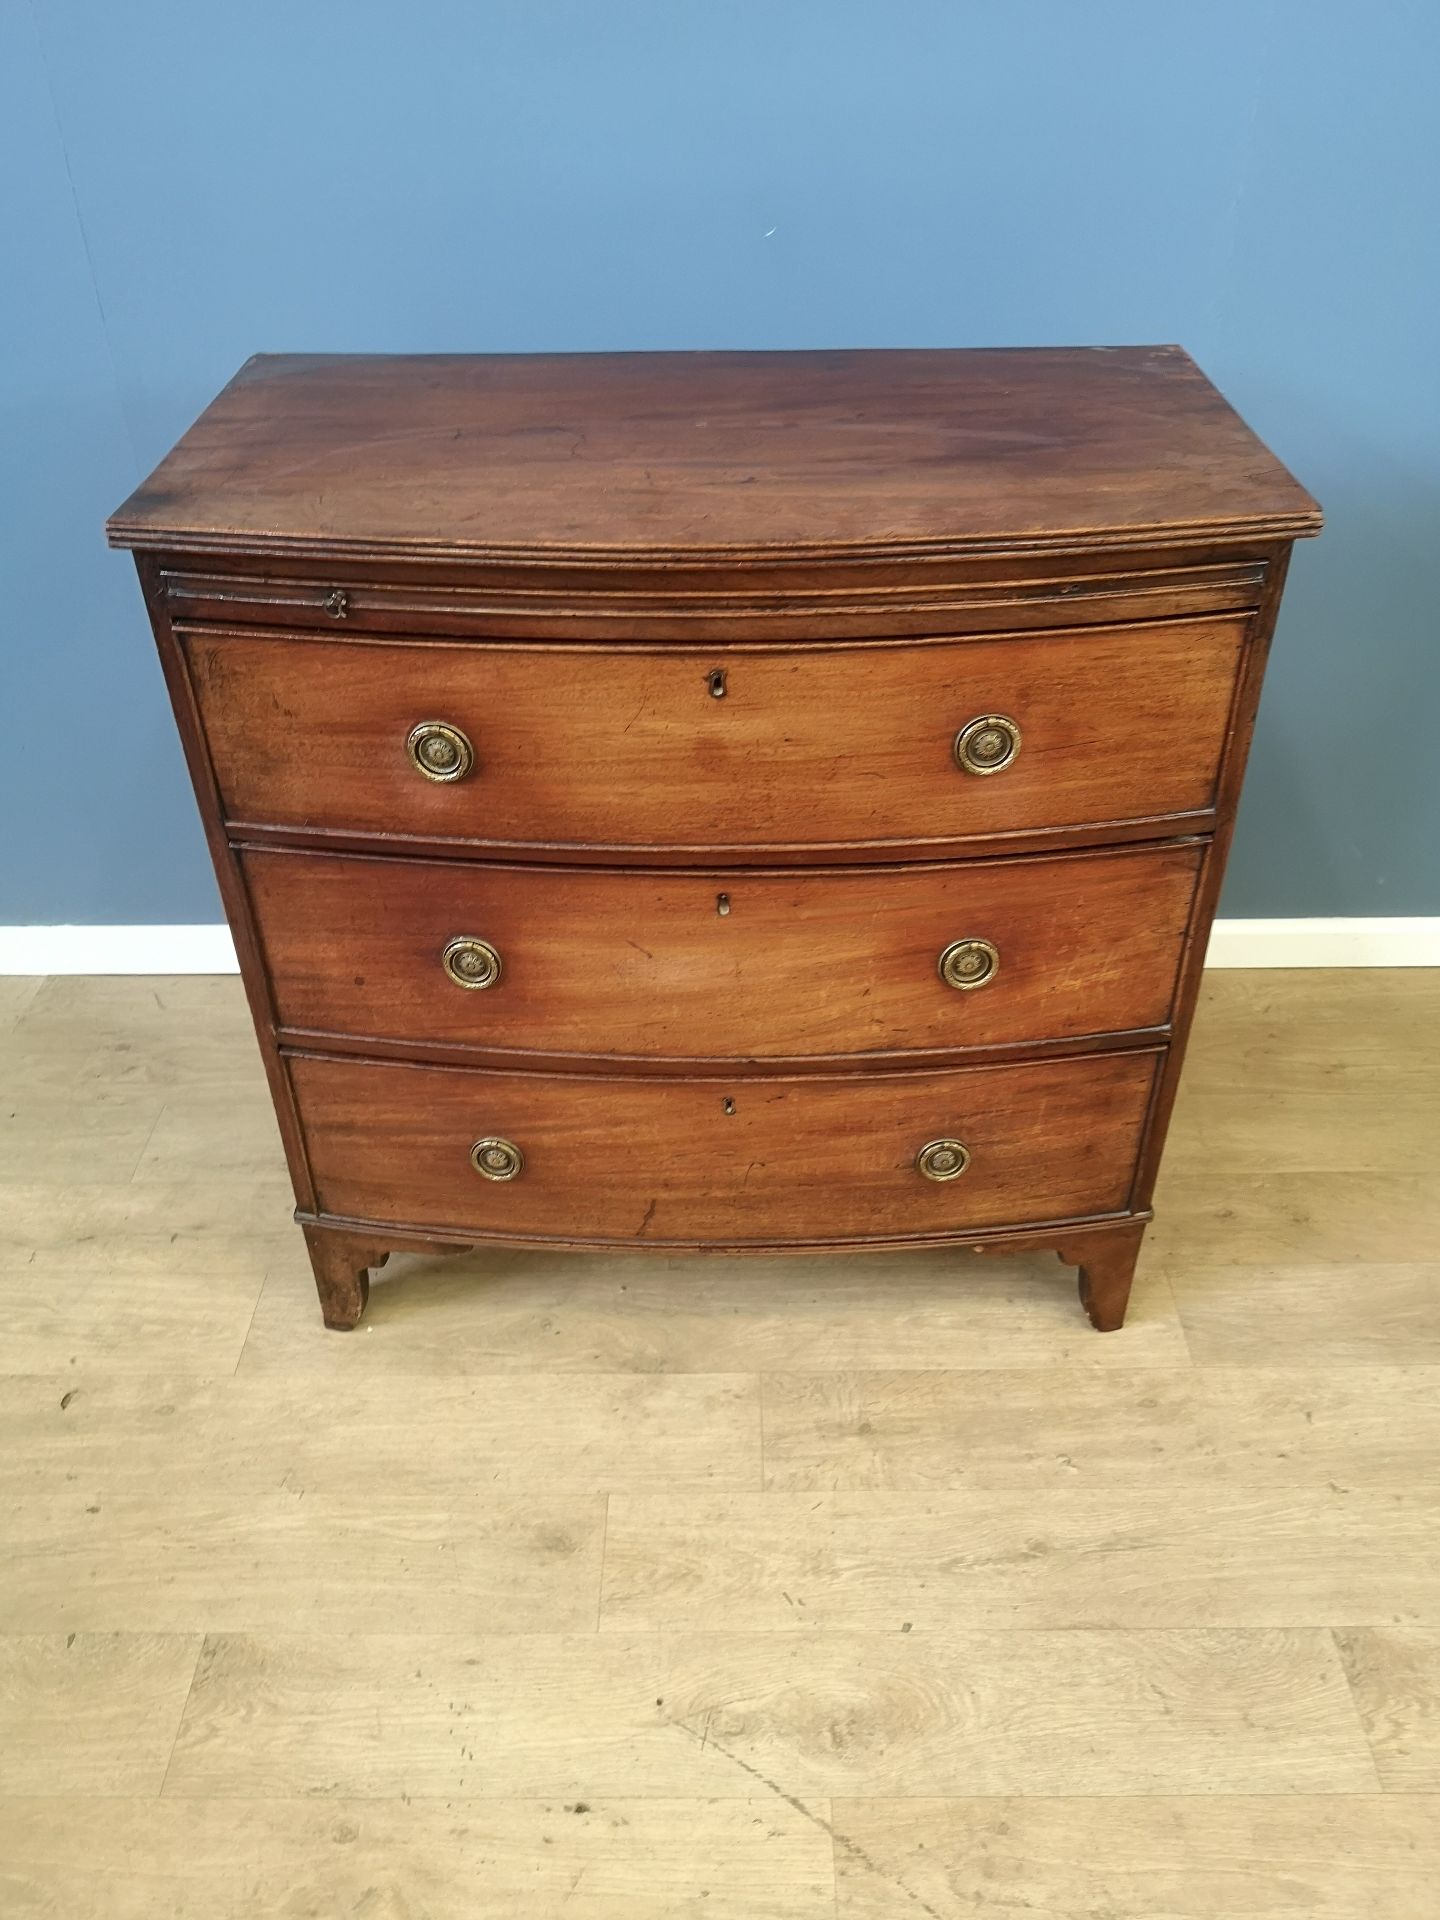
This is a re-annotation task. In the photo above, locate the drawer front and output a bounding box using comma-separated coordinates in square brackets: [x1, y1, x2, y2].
[288, 1050, 1158, 1246]
[187, 617, 1246, 856]
[246, 842, 1202, 1063]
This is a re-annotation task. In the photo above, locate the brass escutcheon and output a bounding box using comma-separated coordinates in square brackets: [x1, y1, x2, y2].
[915, 1138, 972, 1182]
[470, 1137, 524, 1181]
[407, 720, 474, 782]
[442, 937, 502, 990]
[938, 937, 999, 991]
[953, 713, 1021, 776]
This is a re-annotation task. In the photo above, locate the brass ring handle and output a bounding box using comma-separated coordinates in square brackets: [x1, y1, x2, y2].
[470, 1137, 524, 1181]
[442, 937, 502, 990]
[407, 720, 474, 783]
[915, 1138, 971, 1182]
[954, 714, 1021, 776]
[938, 938, 999, 991]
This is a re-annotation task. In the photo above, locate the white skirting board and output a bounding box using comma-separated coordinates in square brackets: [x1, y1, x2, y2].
[1203, 919, 1440, 968]
[0, 925, 243, 975]
[0, 919, 1438, 974]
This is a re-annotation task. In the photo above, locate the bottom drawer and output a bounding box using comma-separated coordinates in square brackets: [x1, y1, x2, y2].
[288, 1049, 1158, 1247]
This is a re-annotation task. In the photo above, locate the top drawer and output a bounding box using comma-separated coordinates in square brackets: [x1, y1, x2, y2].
[183, 617, 1248, 861]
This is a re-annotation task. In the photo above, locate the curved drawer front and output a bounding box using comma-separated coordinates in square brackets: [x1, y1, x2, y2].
[187, 617, 1246, 856]
[288, 1050, 1158, 1246]
[246, 842, 1201, 1063]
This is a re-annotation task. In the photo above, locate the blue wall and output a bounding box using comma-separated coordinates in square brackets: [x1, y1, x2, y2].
[4, 0, 1436, 922]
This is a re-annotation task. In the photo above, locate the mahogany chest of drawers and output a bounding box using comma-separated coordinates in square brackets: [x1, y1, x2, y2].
[108, 347, 1320, 1332]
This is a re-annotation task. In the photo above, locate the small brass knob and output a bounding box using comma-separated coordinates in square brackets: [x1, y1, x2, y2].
[954, 714, 1021, 776]
[407, 720, 474, 783]
[939, 938, 999, 991]
[442, 937, 502, 990]
[323, 588, 350, 620]
[915, 1138, 971, 1182]
[470, 1137, 524, 1181]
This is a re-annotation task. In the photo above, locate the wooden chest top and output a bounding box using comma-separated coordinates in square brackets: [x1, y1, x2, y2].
[106, 346, 1320, 566]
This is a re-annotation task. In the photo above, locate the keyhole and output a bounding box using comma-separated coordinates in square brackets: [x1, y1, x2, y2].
[716, 893, 731, 917]
[707, 668, 727, 699]
[722, 1097, 736, 1115]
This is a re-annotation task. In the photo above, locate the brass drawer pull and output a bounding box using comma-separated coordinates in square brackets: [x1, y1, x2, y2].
[470, 1137, 524, 1181]
[442, 937, 502, 990]
[407, 720, 474, 782]
[938, 937, 999, 991]
[954, 713, 1021, 775]
[915, 1138, 971, 1181]
[323, 588, 350, 620]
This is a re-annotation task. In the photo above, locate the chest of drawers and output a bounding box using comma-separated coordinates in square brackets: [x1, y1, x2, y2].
[108, 347, 1319, 1332]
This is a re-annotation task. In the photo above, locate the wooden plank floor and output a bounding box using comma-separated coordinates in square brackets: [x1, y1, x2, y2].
[1, 969, 1438, 1915]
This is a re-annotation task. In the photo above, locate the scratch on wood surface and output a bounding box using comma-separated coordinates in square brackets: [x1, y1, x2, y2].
[666, 1710, 944, 1918]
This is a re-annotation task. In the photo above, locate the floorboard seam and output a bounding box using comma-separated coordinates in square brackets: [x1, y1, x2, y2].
[232, 1271, 269, 1376]
[1328, 1625, 1389, 1792]
[154, 1635, 206, 1799]
[126, 1103, 169, 1185]
[594, 1493, 610, 1632]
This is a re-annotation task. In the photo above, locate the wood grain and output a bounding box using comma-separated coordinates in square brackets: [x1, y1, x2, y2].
[0, 1254, 266, 1376]
[164, 1628, 1375, 1799]
[1172, 1263, 1440, 1367]
[1, 1487, 605, 1637]
[1181, 968, 1440, 1093]
[0, 1372, 760, 1503]
[106, 346, 1321, 564]
[186, 618, 1245, 858]
[288, 1049, 1157, 1247]
[240, 1248, 1189, 1374]
[0, 1089, 164, 1185]
[831, 1796, 1440, 1917]
[3, 1180, 295, 1259]
[0, 1635, 199, 1795]
[0, 977, 41, 1032]
[1164, 1084, 1439, 1174]
[0, 1372, 615, 1630]
[160, 548, 1268, 644]
[1336, 1628, 1440, 1790]
[3, 975, 260, 1091]
[4, 971, 1438, 1910]
[244, 840, 1201, 1065]
[129, 1090, 286, 1186]
[1145, 1170, 1440, 1267]
[0, 1796, 836, 1919]
[760, 1367, 1440, 1489]
[599, 1487, 1440, 1630]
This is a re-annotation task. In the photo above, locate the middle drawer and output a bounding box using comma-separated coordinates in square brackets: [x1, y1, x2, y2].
[242, 840, 1201, 1064]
